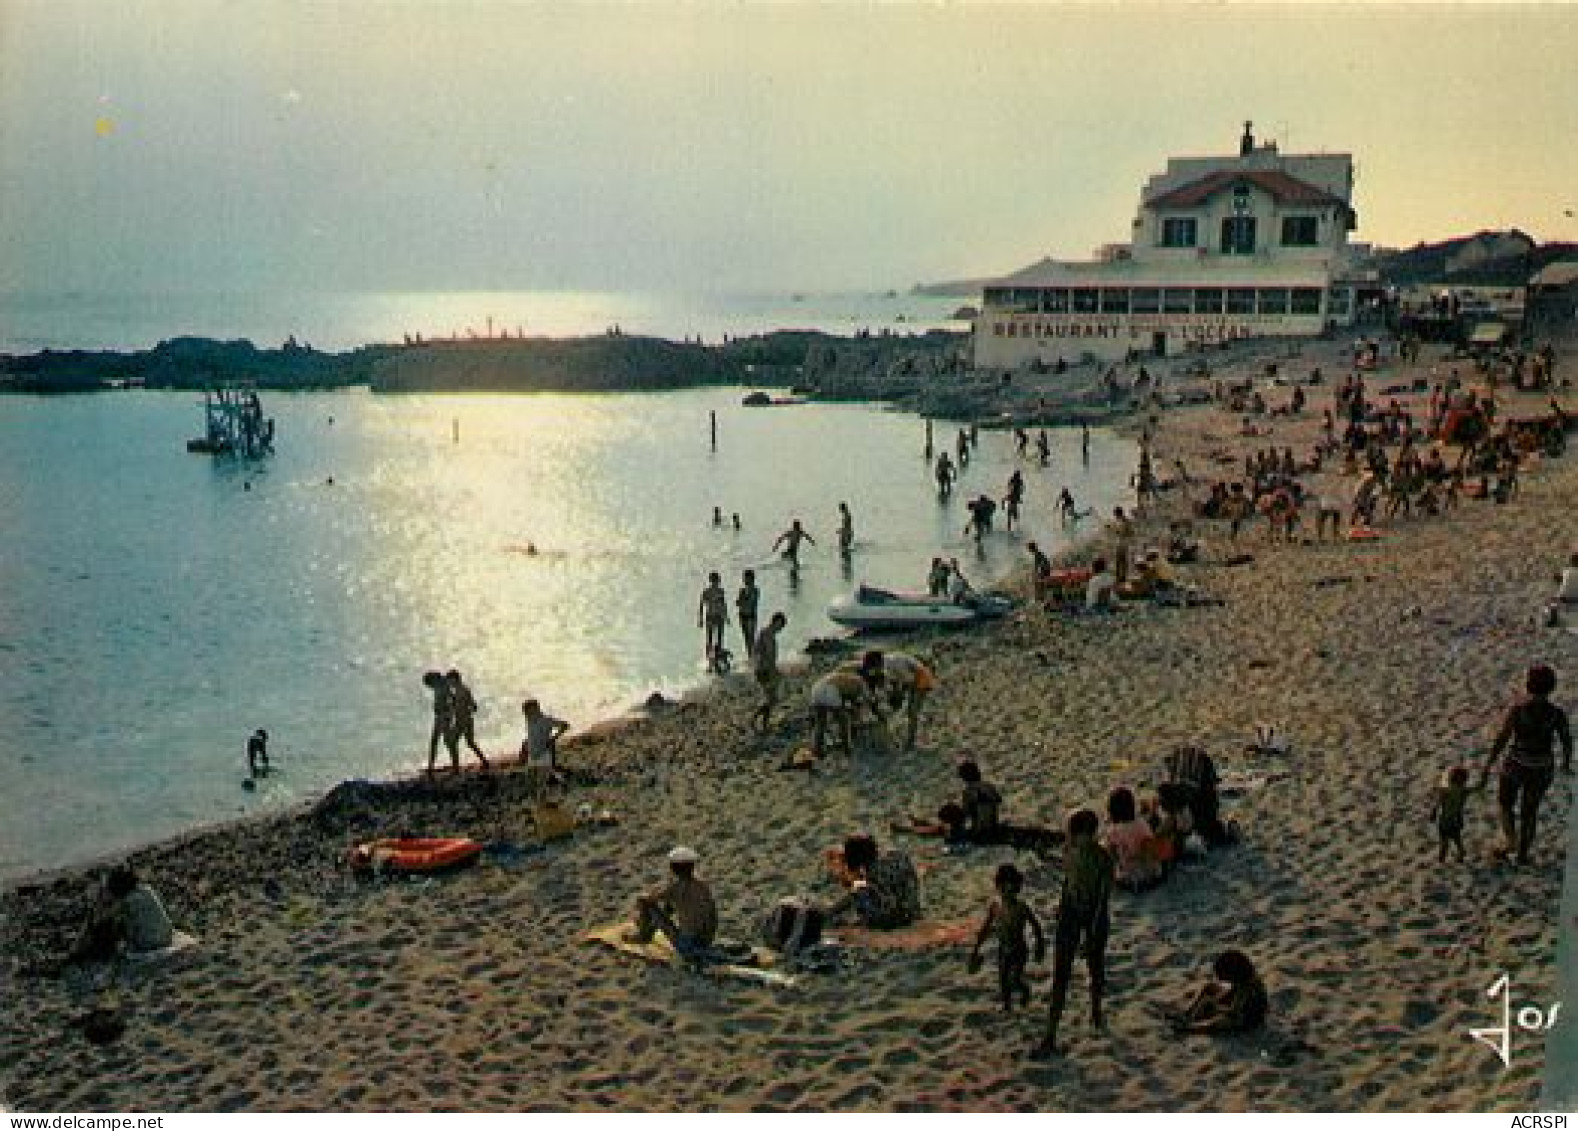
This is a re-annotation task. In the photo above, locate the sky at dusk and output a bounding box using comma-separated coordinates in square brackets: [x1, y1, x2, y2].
[3, 1, 1577, 297]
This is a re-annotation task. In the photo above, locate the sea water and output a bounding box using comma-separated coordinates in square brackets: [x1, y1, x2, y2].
[0, 289, 969, 353]
[0, 387, 1134, 880]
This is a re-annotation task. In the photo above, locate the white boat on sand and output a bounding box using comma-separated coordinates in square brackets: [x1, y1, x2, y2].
[827, 585, 1012, 631]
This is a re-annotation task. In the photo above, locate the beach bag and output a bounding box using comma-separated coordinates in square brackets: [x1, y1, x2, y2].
[761, 896, 823, 953]
[532, 800, 576, 842]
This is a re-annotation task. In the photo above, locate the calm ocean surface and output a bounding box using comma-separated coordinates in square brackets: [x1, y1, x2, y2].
[0, 388, 1135, 880]
[0, 290, 1133, 881]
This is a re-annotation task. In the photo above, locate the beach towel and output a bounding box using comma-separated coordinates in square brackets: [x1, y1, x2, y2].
[825, 919, 976, 951]
[124, 931, 200, 964]
[581, 922, 797, 987]
[1218, 771, 1291, 797]
[888, 820, 947, 838]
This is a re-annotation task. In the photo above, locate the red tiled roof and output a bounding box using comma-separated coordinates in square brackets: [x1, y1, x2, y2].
[1147, 169, 1348, 211]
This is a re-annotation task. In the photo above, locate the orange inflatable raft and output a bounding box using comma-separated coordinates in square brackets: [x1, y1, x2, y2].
[348, 837, 482, 874]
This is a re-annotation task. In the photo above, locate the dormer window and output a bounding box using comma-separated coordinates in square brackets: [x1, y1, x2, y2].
[1231, 183, 1252, 214]
[1160, 217, 1197, 248]
[1281, 216, 1320, 246]
[1221, 215, 1257, 255]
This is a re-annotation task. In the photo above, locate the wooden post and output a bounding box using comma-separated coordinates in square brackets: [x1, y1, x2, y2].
[710, 410, 717, 452]
[453, 418, 459, 444]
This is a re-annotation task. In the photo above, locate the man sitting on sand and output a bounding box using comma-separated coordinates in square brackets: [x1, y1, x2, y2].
[68, 864, 175, 964]
[1085, 557, 1117, 612]
[627, 846, 718, 961]
[933, 761, 1062, 856]
[826, 834, 921, 930]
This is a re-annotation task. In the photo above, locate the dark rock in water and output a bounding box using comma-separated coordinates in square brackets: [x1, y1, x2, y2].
[311, 778, 384, 828]
[643, 692, 673, 713]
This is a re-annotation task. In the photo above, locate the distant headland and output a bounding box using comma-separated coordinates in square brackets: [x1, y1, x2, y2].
[0, 327, 964, 397]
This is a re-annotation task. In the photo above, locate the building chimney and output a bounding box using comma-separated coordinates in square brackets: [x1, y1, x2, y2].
[1240, 120, 1254, 156]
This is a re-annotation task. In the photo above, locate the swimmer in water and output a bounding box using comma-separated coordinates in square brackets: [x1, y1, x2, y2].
[247, 728, 270, 777]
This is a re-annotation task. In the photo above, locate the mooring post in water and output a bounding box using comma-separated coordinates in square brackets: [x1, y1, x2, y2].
[710, 410, 717, 452]
[453, 418, 459, 444]
[924, 417, 933, 459]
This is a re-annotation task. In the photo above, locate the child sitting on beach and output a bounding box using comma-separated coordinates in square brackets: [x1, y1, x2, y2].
[968, 863, 1046, 1013]
[1165, 949, 1268, 1036]
[1430, 765, 1484, 863]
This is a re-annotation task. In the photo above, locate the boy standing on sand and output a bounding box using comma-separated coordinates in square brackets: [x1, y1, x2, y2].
[423, 671, 453, 774]
[1032, 809, 1113, 1059]
[1110, 507, 1134, 583]
[751, 612, 788, 736]
[1430, 766, 1482, 863]
[445, 670, 490, 770]
[698, 572, 730, 673]
[969, 863, 1046, 1013]
[521, 698, 570, 797]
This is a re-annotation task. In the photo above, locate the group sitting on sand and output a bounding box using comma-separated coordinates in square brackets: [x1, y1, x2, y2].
[624, 833, 922, 963]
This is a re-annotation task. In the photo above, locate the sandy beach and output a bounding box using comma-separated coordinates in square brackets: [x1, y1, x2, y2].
[2, 331, 1574, 1112]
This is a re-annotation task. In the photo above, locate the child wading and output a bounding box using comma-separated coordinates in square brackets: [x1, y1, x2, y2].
[1032, 809, 1114, 1059]
[968, 863, 1045, 1012]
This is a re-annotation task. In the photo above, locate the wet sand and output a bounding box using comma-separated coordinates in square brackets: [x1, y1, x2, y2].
[2, 331, 1574, 1111]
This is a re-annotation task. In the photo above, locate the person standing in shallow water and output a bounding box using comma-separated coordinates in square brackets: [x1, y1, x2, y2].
[837, 502, 855, 558]
[735, 569, 760, 657]
[773, 520, 815, 568]
[935, 451, 956, 498]
[1480, 664, 1572, 864]
[697, 572, 730, 673]
[246, 728, 270, 777]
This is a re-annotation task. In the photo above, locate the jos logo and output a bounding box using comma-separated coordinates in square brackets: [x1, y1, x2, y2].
[1468, 972, 1562, 1069]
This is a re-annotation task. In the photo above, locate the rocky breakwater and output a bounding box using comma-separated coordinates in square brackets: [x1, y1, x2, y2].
[0, 337, 390, 393]
[801, 329, 1128, 425]
[368, 335, 744, 393]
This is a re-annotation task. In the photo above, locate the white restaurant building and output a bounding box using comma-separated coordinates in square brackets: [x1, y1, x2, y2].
[974, 124, 1375, 369]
